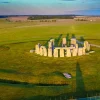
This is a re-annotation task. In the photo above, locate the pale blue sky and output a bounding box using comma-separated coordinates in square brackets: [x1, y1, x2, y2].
[0, 0, 100, 15]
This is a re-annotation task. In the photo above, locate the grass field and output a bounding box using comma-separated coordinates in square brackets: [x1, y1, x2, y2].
[0, 19, 100, 100]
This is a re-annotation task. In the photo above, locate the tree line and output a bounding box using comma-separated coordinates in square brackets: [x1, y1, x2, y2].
[27, 15, 75, 20]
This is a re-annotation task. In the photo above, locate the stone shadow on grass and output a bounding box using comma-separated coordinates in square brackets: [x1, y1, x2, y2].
[55, 34, 63, 47]
[0, 68, 17, 74]
[71, 34, 76, 38]
[80, 36, 85, 42]
[76, 62, 85, 97]
[66, 33, 70, 47]
[44, 37, 53, 48]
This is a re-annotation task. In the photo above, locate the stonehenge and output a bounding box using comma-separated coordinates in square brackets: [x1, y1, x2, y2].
[34, 35, 91, 57]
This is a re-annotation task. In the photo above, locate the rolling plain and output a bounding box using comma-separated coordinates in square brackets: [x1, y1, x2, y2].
[0, 19, 100, 100]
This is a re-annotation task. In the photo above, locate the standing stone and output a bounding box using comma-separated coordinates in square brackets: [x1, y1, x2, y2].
[39, 46, 47, 56]
[84, 41, 90, 51]
[62, 38, 66, 47]
[84, 41, 87, 49]
[30, 50, 34, 53]
[66, 48, 71, 57]
[43, 47, 47, 56]
[48, 48, 52, 57]
[72, 48, 78, 56]
[78, 48, 83, 56]
[35, 44, 38, 53]
[71, 38, 76, 45]
[35, 44, 40, 54]
[50, 39, 55, 46]
[82, 47, 86, 55]
[71, 44, 74, 47]
[60, 48, 64, 57]
[39, 46, 44, 56]
[87, 44, 90, 51]
[54, 49, 58, 57]
[84, 41, 88, 49]
[75, 44, 78, 49]
[48, 41, 53, 48]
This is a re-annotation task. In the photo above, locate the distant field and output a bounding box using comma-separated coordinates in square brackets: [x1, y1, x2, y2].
[0, 19, 100, 100]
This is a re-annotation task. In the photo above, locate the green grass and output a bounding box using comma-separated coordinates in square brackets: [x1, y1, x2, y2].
[0, 19, 100, 100]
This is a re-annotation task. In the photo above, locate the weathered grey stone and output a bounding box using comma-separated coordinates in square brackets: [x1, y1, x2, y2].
[30, 50, 34, 53]
[43, 47, 47, 56]
[84, 41, 88, 49]
[71, 44, 74, 47]
[54, 49, 58, 57]
[72, 48, 77, 56]
[48, 41, 53, 48]
[60, 48, 64, 57]
[69, 47, 75, 49]
[66, 48, 71, 57]
[78, 48, 83, 56]
[75, 44, 78, 49]
[84, 41, 87, 49]
[39, 47, 43, 56]
[48, 48, 52, 57]
[84, 41, 90, 51]
[50, 39, 55, 46]
[82, 47, 86, 55]
[62, 38, 66, 47]
[35, 44, 40, 54]
[55, 47, 75, 50]
[55, 47, 66, 49]
[71, 38, 76, 45]
[37, 46, 47, 56]
[89, 51, 95, 53]
[87, 44, 90, 51]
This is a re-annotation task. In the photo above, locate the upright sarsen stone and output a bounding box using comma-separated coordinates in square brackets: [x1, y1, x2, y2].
[62, 38, 66, 47]
[72, 48, 78, 56]
[84, 41, 87, 49]
[87, 44, 90, 51]
[60, 48, 64, 57]
[50, 39, 55, 46]
[66, 48, 71, 57]
[54, 49, 58, 57]
[71, 38, 76, 45]
[43, 47, 47, 56]
[82, 47, 86, 55]
[84, 41, 90, 51]
[75, 44, 78, 49]
[35, 44, 40, 54]
[39, 46, 44, 56]
[39, 46, 47, 56]
[48, 48, 52, 57]
[48, 41, 52, 49]
[78, 48, 83, 56]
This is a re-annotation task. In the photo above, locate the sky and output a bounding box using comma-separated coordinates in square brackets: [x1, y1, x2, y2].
[0, 0, 100, 15]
